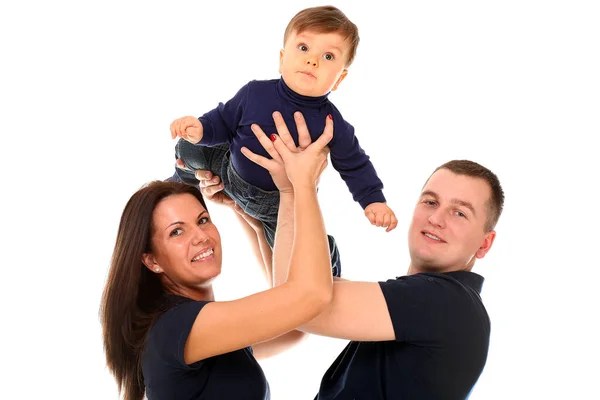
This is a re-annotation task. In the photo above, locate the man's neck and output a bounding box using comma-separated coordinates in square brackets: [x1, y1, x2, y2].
[406, 264, 474, 276]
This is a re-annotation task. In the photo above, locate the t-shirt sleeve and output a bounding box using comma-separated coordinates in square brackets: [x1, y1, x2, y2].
[147, 300, 210, 368]
[378, 274, 456, 344]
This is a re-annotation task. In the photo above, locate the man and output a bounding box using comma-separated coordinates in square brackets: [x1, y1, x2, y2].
[306, 159, 504, 399]
[184, 115, 504, 399]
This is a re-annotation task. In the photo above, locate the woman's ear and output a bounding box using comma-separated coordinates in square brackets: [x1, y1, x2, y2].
[142, 253, 162, 274]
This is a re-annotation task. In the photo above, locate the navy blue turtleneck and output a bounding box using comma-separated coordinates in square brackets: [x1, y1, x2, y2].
[197, 78, 385, 209]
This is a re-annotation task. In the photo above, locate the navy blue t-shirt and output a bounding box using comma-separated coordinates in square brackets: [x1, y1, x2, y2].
[142, 296, 270, 399]
[316, 271, 490, 399]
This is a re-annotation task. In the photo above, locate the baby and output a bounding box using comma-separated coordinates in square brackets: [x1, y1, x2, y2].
[170, 6, 397, 276]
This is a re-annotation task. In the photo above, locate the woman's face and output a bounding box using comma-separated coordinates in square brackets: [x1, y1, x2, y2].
[143, 193, 222, 293]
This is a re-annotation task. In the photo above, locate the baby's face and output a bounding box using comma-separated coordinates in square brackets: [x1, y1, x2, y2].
[279, 30, 349, 97]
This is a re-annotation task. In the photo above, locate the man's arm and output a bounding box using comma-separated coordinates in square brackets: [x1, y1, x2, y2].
[298, 280, 396, 341]
[192, 174, 394, 344]
[254, 112, 394, 343]
[252, 330, 307, 360]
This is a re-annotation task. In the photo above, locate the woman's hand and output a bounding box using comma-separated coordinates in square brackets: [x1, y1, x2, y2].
[241, 111, 332, 192]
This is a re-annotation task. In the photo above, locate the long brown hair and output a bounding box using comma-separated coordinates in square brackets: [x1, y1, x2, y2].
[99, 181, 208, 400]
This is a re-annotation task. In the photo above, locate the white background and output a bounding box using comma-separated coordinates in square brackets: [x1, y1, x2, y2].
[1, 1, 599, 399]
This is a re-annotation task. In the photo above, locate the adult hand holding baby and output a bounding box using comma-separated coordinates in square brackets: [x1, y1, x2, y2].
[241, 111, 332, 194]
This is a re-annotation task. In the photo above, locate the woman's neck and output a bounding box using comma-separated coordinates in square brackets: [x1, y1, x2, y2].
[165, 283, 215, 302]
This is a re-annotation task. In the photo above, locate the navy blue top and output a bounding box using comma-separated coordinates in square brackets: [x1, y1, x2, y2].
[197, 78, 385, 209]
[142, 296, 270, 399]
[316, 272, 490, 399]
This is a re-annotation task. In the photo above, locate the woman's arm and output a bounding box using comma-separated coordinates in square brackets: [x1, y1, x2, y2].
[268, 112, 329, 287]
[231, 200, 310, 360]
[193, 166, 307, 360]
[183, 113, 334, 364]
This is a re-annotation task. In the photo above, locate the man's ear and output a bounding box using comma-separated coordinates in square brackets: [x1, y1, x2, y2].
[142, 253, 162, 274]
[475, 230, 496, 259]
[331, 69, 348, 91]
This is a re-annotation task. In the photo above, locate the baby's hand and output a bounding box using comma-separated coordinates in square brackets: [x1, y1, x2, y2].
[364, 202, 398, 232]
[170, 116, 203, 144]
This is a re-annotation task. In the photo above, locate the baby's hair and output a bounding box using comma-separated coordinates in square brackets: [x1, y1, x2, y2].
[283, 6, 360, 67]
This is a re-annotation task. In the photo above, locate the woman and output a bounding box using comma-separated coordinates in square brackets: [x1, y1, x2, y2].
[100, 114, 334, 399]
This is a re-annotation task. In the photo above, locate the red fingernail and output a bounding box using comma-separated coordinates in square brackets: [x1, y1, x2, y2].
[270, 134, 277, 142]
[327, 114, 332, 120]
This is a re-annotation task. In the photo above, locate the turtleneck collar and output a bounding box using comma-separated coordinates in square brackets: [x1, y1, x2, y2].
[277, 76, 330, 108]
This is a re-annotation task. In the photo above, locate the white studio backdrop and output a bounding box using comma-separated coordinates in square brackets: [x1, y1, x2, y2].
[1, 1, 598, 399]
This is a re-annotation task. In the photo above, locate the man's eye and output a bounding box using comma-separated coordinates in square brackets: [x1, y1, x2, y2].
[455, 211, 466, 218]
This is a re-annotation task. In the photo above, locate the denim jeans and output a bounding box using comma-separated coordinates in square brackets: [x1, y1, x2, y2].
[174, 139, 341, 276]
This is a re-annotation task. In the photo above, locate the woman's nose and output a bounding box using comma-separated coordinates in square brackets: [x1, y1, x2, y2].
[192, 227, 210, 245]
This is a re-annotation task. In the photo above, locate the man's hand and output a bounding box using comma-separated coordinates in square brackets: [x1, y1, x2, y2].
[192, 166, 265, 232]
[191, 167, 234, 207]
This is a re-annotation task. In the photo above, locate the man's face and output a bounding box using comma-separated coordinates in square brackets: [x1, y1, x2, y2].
[407, 168, 496, 273]
[279, 30, 349, 97]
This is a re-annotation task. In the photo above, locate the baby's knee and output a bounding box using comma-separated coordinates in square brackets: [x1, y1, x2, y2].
[175, 139, 209, 170]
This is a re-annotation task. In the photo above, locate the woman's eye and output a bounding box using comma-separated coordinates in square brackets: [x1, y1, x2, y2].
[199, 217, 210, 225]
[170, 228, 183, 237]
